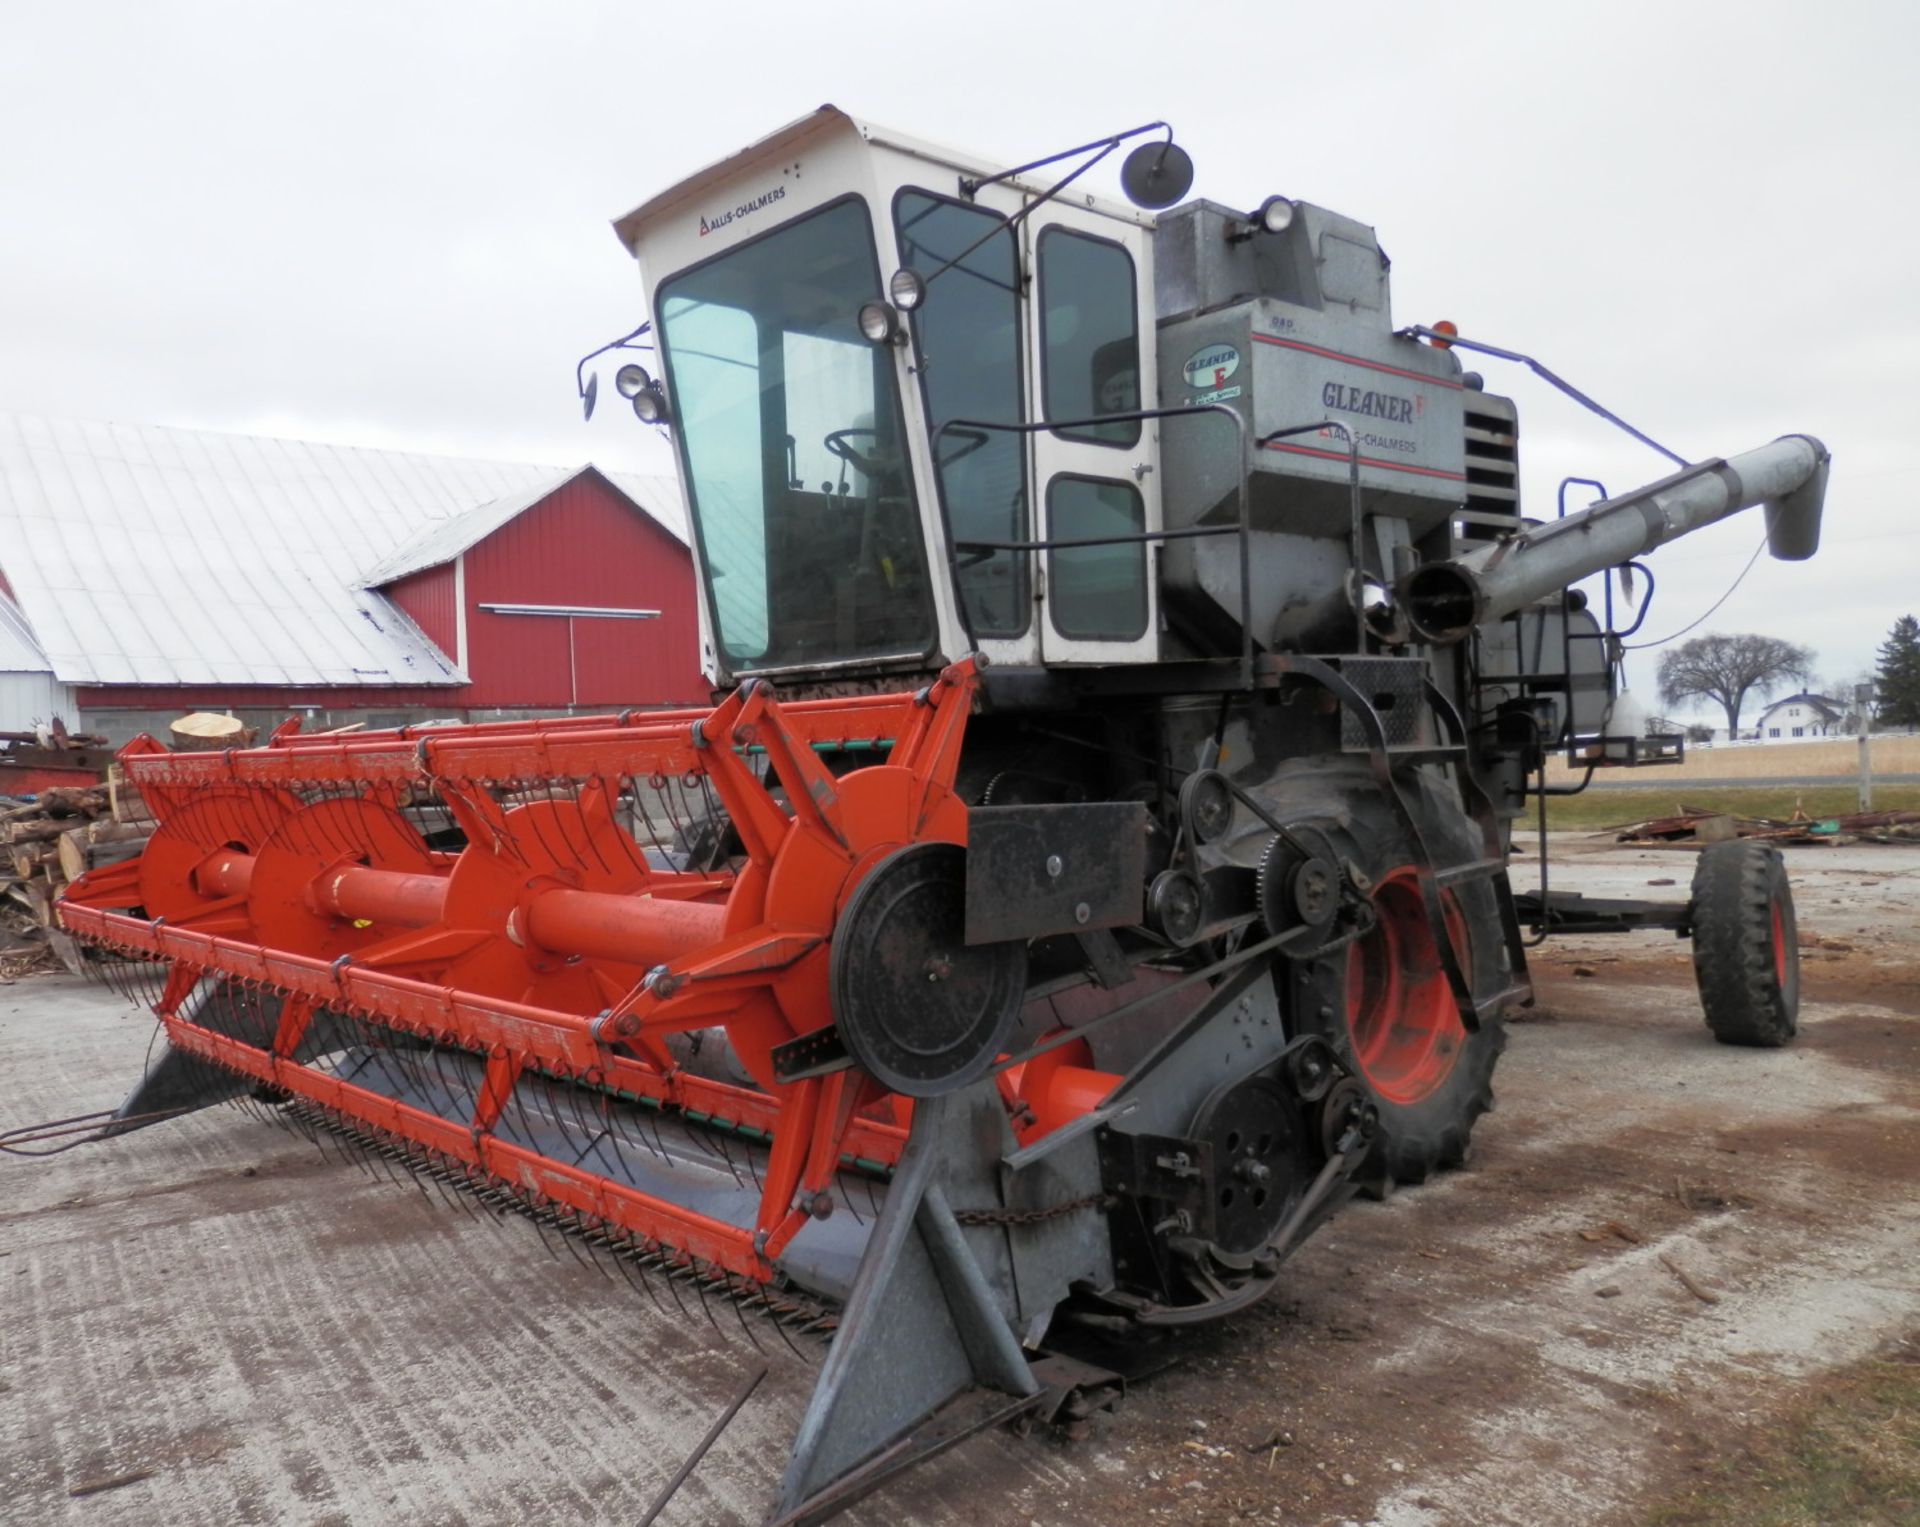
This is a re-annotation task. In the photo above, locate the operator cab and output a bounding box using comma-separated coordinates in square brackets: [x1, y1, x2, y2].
[613, 106, 1166, 686]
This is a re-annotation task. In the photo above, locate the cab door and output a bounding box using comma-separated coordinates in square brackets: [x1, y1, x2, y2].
[1024, 203, 1161, 666]
[891, 184, 1036, 667]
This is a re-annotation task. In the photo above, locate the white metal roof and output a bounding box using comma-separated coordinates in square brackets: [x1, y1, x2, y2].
[0, 415, 688, 688]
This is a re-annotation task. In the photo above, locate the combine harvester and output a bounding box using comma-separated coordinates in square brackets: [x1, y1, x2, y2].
[42, 108, 1826, 1520]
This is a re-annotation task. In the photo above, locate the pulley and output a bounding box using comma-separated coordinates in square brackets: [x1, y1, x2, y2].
[1177, 769, 1235, 846]
[1258, 826, 1339, 935]
[1146, 868, 1208, 946]
[1189, 1074, 1305, 1256]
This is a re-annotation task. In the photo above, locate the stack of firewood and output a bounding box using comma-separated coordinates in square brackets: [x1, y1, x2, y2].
[1, 784, 149, 976]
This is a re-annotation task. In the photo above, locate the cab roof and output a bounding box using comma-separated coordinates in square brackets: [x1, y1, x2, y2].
[611, 104, 1152, 252]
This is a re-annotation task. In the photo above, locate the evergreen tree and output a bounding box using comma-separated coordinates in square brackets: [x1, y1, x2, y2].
[1876, 614, 1920, 728]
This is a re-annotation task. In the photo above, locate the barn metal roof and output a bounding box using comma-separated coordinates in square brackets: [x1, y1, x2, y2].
[0, 414, 688, 688]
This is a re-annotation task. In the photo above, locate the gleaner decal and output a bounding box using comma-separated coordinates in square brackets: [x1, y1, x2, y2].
[1183, 342, 1241, 390]
[699, 183, 786, 237]
[1321, 380, 1424, 424]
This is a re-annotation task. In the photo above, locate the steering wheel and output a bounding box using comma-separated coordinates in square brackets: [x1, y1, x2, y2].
[824, 428, 883, 481]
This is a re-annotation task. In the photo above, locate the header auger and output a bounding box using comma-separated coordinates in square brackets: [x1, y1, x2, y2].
[60, 666, 991, 1288]
[29, 104, 1831, 1521]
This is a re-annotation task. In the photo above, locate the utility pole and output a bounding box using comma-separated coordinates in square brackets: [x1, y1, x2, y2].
[1855, 681, 1875, 811]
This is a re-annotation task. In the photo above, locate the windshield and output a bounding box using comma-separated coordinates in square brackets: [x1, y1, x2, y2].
[658, 198, 934, 672]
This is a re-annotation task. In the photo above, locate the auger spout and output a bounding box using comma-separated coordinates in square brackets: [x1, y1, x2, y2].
[1397, 433, 1830, 643]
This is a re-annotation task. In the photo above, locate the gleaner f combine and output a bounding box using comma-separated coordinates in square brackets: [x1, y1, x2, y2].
[37, 108, 1827, 1521]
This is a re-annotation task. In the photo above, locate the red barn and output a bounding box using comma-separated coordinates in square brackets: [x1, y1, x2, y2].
[0, 415, 704, 744]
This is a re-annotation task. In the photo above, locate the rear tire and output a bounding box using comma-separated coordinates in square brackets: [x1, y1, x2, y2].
[1287, 779, 1510, 1188]
[1690, 840, 1798, 1047]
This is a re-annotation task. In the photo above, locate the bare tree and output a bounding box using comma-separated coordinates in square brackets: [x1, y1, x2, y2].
[1656, 633, 1815, 737]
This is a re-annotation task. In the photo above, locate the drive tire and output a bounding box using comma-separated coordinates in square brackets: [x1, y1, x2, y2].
[1286, 778, 1511, 1190]
[1690, 840, 1798, 1047]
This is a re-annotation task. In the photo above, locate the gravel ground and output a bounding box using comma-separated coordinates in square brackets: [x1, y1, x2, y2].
[2, 835, 1915, 1526]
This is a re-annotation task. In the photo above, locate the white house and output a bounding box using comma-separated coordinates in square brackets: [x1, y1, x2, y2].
[1751, 692, 1845, 742]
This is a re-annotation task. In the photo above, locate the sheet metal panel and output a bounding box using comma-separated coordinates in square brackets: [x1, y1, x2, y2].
[0, 671, 75, 734]
[362, 467, 689, 587]
[461, 473, 704, 707]
[383, 564, 460, 662]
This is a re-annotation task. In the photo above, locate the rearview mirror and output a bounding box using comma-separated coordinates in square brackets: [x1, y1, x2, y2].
[1120, 140, 1194, 210]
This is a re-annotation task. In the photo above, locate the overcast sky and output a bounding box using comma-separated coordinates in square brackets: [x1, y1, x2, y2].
[3, 2, 1913, 713]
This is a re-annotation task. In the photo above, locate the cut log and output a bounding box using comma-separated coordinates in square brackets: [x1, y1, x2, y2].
[3, 820, 74, 845]
[9, 844, 56, 879]
[170, 711, 255, 750]
[108, 767, 152, 827]
[37, 786, 108, 819]
[57, 828, 89, 883]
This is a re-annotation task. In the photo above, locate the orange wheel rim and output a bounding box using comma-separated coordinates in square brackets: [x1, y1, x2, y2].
[1345, 867, 1469, 1106]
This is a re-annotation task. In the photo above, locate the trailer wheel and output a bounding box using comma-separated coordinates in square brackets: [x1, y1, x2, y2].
[1689, 840, 1798, 1047]
[1290, 788, 1508, 1189]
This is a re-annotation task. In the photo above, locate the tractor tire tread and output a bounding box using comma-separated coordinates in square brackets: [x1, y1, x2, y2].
[1690, 841, 1798, 1048]
[1368, 1022, 1505, 1185]
[1285, 777, 1513, 1189]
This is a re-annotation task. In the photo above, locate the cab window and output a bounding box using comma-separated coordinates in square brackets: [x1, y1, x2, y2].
[657, 197, 934, 671]
[1047, 476, 1147, 639]
[1039, 228, 1140, 447]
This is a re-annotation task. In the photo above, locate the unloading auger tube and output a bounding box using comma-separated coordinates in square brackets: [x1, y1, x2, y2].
[1397, 434, 1830, 642]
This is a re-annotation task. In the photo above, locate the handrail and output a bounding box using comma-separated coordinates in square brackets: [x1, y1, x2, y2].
[932, 402, 1254, 687]
[1256, 419, 1363, 653]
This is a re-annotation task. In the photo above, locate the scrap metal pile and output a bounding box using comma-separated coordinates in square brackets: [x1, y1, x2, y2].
[0, 718, 113, 790]
[1614, 805, 1920, 845]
